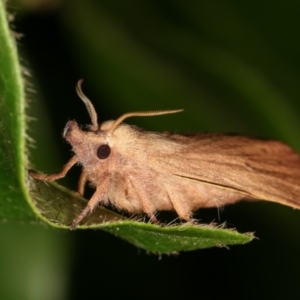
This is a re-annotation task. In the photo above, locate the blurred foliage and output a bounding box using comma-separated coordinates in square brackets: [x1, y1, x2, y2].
[1, 0, 300, 299]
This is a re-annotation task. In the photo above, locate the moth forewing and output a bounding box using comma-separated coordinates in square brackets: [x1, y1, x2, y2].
[30, 80, 300, 230]
[150, 133, 300, 209]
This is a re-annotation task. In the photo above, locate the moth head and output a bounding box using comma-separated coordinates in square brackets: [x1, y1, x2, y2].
[63, 119, 112, 163]
[63, 80, 184, 163]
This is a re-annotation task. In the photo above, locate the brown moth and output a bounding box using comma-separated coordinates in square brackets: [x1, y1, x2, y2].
[30, 80, 300, 229]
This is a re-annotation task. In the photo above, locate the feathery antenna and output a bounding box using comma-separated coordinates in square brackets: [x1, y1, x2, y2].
[76, 79, 98, 131]
[108, 109, 184, 134]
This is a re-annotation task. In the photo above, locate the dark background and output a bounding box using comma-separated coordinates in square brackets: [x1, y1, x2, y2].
[1, 1, 300, 299]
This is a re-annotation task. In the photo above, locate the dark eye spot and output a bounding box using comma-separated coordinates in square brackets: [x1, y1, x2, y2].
[97, 144, 111, 159]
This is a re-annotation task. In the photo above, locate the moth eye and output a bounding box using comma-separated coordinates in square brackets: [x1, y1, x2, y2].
[97, 144, 111, 159]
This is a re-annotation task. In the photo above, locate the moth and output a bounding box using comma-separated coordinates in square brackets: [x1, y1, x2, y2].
[30, 80, 300, 229]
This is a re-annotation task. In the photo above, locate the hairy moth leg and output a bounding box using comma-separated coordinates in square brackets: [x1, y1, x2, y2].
[71, 176, 110, 229]
[77, 169, 88, 196]
[30, 156, 78, 181]
[128, 176, 158, 223]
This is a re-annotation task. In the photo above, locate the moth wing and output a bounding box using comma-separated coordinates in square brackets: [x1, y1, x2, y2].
[144, 133, 300, 209]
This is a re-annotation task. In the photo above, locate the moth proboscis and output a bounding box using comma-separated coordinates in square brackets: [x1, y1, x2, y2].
[30, 80, 300, 229]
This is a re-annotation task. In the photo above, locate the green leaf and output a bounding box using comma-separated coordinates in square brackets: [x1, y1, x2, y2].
[102, 222, 252, 253]
[29, 179, 253, 253]
[0, 2, 253, 253]
[0, 2, 35, 221]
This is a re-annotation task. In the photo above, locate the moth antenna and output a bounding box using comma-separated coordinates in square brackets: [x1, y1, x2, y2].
[76, 79, 98, 130]
[108, 109, 184, 134]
